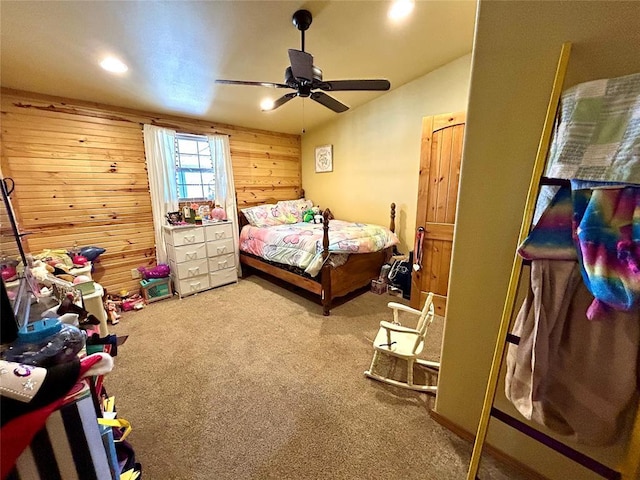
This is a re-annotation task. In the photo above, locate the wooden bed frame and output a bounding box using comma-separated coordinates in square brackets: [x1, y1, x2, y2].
[238, 201, 396, 316]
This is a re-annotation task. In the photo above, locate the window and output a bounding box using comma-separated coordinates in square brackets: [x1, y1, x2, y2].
[174, 134, 215, 200]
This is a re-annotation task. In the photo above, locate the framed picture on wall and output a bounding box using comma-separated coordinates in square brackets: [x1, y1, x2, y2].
[315, 144, 333, 173]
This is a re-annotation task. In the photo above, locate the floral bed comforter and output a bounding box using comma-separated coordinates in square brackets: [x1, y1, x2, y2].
[239, 220, 399, 277]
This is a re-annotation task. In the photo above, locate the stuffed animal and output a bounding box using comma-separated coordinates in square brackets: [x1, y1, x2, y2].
[302, 208, 314, 223]
[303, 206, 323, 224]
[30, 260, 55, 283]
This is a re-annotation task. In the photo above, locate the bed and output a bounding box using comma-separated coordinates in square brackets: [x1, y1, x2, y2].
[237, 198, 398, 315]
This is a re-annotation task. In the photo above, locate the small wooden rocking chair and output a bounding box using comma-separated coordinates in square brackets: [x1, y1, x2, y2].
[364, 292, 439, 393]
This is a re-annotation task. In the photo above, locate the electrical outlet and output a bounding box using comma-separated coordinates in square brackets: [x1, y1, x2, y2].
[131, 268, 140, 279]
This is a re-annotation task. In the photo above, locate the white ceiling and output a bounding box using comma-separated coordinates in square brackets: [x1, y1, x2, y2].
[0, 1, 477, 135]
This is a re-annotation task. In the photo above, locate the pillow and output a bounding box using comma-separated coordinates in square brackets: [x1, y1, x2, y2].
[241, 204, 274, 227]
[277, 199, 313, 223]
[241, 204, 294, 227]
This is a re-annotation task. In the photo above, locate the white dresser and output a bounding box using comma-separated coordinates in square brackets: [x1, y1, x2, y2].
[163, 221, 237, 298]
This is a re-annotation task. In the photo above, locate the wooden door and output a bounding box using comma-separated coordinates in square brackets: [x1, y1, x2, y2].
[410, 113, 465, 316]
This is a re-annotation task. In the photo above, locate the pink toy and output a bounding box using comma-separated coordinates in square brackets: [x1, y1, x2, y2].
[121, 294, 145, 311]
[211, 206, 227, 221]
[73, 275, 92, 284]
[137, 263, 170, 280]
[1, 265, 17, 282]
[72, 255, 88, 266]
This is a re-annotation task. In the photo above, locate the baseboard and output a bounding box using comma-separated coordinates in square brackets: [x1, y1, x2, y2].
[429, 409, 550, 480]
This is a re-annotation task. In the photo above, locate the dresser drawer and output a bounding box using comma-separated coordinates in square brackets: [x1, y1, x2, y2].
[169, 258, 209, 280]
[175, 275, 210, 296]
[206, 238, 234, 258]
[209, 267, 237, 288]
[204, 222, 233, 242]
[208, 253, 235, 272]
[169, 242, 207, 263]
[166, 226, 205, 246]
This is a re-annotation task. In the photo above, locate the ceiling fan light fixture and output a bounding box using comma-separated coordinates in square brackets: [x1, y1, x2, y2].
[100, 56, 128, 74]
[388, 0, 415, 21]
[260, 98, 275, 111]
[216, 9, 391, 114]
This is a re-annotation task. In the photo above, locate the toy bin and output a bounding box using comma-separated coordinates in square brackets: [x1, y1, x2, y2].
[74, 280, 96, 295]
[370, 279, 388, 295]
[140, 277, 173, 303]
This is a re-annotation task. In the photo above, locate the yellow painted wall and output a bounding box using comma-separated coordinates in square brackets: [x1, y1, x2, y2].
[437, 1, 640, 479]
[300, 54, 472, 253]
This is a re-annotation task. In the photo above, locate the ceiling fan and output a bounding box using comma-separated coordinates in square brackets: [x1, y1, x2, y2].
[215, 9, 391, 113]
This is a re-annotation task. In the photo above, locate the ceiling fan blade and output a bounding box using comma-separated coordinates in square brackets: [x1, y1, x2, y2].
[318, 79, 391, 91]
[268, 92, 298, 111]
[288, 49, 314, 82]
[310, 91, 349, 113]
[215, 79, 290, 89]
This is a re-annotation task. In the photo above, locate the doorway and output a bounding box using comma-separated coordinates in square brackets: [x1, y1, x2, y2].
[410, 112, 465, 316]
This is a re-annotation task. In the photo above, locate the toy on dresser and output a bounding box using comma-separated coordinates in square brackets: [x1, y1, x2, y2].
[210, 206, 227, 221]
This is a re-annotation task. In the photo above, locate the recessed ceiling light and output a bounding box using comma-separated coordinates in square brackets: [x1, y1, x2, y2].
[260, 98, 275, 111]
[388, 0, 415, 21]
[100, 56, 128, 73]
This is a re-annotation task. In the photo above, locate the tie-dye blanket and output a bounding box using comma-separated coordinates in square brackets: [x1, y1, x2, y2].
[518, 186, 577, 261]
[518, 182, 640, 319]
[544, 72, 640, 184]
[239, 220, 399, 277]
[572, 183, 640, 318]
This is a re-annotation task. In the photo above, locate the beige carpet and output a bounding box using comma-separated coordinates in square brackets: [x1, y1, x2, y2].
[106, 275, 528, 480]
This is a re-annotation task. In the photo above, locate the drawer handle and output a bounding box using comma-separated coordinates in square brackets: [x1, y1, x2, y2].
[189, 282, 201, 291]
[185, 251, 198, 260]
[187, 267, 200, 276]
[218, 260, 228, 269]
[183, 235, 196, 243]
[216, 246, 227, 254]
[215, 232, 226, 240]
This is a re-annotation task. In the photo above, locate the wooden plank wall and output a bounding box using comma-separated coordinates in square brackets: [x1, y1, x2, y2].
[0, 183, 22, 263]
[0, 88, 301, 295]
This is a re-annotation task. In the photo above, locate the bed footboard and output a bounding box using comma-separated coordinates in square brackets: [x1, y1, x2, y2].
[320, 202, 396, 315]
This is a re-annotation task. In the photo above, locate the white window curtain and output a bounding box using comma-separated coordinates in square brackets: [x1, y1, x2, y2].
[143, 124, 178, 264]
[208, 134, 241, 276]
